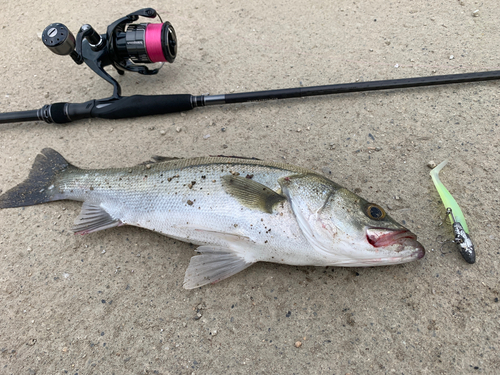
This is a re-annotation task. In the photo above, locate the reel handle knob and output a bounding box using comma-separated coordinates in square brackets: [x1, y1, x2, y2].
[42, 23, 76, 55]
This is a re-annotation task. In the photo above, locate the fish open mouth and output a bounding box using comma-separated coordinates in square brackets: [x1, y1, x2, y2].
[366, 228, 425, 259]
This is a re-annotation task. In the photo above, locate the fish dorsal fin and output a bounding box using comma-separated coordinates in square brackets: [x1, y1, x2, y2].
[136, 156, 181, 166]
[209, 155, 260, 160]
[221, 175, 285, 214]
[72, 202, 122, 235]
[183, 245, 254, 289]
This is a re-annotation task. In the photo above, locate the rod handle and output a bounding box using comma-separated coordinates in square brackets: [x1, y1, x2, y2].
[90, 94, 194, 120]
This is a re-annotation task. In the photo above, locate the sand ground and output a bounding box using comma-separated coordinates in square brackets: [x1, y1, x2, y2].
[1, 0, 499, 373]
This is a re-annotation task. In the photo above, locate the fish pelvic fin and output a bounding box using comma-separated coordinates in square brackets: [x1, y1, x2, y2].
[183, 245, 255, 289]
[73, 202, 122, 235]
[0, 148, 77, 209]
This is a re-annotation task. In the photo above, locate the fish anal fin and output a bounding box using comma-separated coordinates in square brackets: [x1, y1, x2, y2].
[72, 202, 122, 235]
[183, 245, 254, 289]
[221, 175, 285, 213]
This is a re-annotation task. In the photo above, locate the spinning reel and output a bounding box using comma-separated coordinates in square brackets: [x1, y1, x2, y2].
[42, 8, 177, 98]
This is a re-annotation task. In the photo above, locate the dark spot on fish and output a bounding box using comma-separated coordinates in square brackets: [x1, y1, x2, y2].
[187, 200, 194, 206]
[90, 186, 94, 191]
[246, 174, 254, 179]
[201, 175, 206, 179]
[119, 178, 122, 181]
[286, 311, 291, 317]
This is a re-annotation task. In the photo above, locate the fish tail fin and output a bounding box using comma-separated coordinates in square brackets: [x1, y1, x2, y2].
[0, 148, 76, 209]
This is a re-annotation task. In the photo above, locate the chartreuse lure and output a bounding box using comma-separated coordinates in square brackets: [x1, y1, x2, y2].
[430, 160, 475, 264]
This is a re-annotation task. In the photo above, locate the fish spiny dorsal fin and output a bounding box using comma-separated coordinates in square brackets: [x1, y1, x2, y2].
[221, 175, 285, 214]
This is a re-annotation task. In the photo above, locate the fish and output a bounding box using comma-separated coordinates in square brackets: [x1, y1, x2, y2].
[0, 148, 425, 288]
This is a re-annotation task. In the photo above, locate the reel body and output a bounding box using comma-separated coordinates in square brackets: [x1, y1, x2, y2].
[41, 8, 177, 98]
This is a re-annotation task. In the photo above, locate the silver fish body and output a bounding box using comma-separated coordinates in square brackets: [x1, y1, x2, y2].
[0, 149, 425, 288]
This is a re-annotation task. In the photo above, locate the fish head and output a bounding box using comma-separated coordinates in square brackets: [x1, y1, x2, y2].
[280, 174, 425, 266]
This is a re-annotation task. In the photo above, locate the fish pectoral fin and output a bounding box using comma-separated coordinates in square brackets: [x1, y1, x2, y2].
[183, 245, 255, 289]
[72, 202, 122, 235]
[221, 175, 285, 214]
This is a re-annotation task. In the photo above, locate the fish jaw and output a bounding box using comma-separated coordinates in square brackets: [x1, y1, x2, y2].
[364, 227, 425, 264]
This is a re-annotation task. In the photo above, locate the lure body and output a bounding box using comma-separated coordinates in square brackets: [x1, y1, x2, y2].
[430, 160, 469, 233]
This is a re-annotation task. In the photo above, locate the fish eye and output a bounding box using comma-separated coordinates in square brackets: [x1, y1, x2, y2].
[365, 203, 386, 220]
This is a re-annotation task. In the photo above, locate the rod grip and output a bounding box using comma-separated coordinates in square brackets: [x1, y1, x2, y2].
[91, 94, 193, 119]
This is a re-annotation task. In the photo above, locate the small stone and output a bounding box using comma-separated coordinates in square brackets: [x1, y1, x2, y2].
[44, 92, 49, 98]
[180, 112, 186, 117]
[472, 10, 479, 17]
[222, 144, 228, 149]
[203, 134, 211, 140]
[375, 147, 382, 151]
[176, 127, 182, 133]
[62, 347, 68, 352]
[145, 164, 152, 169]
[160, 130, 166, 135]
[297, 128, 302, 132]
[221, 127, 226, 132]
[328, 143, 336, 150]
[295, 341, 302, 348]
[427, 160, 437, 169]
[449, 55, 454, 60]
[394, 63, 399, 68]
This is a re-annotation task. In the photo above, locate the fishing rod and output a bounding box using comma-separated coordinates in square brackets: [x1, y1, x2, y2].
[1, 8, 500, 125]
